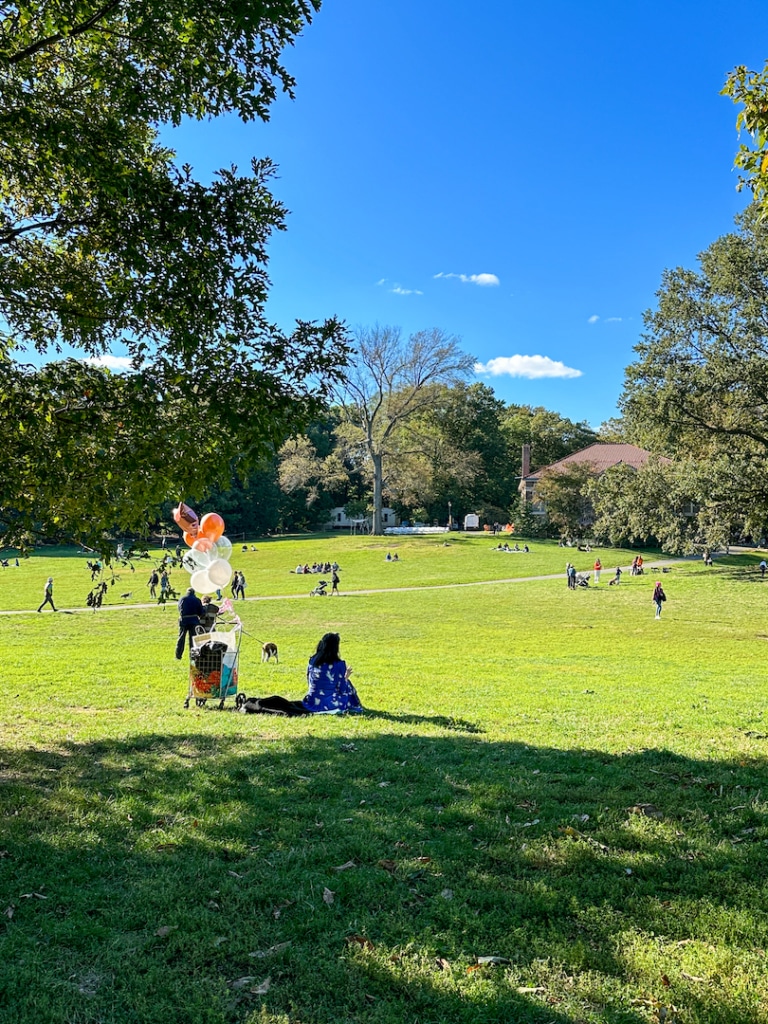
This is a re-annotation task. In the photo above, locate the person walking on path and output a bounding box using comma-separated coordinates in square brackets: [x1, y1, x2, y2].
[652, 580, 667, 618]
[593, 558, 602, 585]
[147, 569, 159, 599]
[176, 587, 204, 659]
[160, 570, 170, 600]
[331, 568, 340, 596]
[37, 577, 57, 613]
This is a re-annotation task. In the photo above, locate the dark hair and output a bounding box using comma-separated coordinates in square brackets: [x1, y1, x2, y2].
[311, 632, 341, 666]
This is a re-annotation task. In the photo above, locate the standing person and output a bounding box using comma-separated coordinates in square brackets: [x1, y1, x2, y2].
[159, 570, 170, 600]
[565, 563, 572, 589]
[231, 571, 240, 600]
[331, 568, 340, 596]
[147, 569, 159, 599]
[37, 577, 56, 613]
[652, 580, 667, 619]
[760, 559, 767, 580]
[569, 564, 577, 590]
[237, 572, 247, 600]
[594, 557, 602, 585]
[175, 587, 204, 659]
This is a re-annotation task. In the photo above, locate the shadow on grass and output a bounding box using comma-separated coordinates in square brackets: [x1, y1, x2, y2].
[1, 733, 767, 1024]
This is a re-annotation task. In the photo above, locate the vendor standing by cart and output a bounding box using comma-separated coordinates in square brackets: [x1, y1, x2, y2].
[176, 587, 204, 660]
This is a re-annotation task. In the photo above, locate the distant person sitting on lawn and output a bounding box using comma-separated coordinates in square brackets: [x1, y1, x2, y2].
[609, 566, 622, 586]
[385, 551, 392, 561]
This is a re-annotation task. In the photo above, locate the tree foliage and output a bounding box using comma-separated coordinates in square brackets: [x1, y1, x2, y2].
[533, 462, 595, 540]
[0, 0, 350, 548]
[500, 405, 598, 474]
[622, 206, 768, 542]
[723, 62, 768, 209]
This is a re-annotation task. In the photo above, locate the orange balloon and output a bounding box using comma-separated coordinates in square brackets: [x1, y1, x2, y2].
[199, 512, 225, 542]
[183, 531, 196, 547]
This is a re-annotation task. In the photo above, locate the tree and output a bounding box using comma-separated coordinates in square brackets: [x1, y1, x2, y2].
[533, 462, 595, 540]
[335, 326, 475, 534]
[621, 206, 768, 541]
[0, 0, 349, 548]
[589, 460, 736, 554]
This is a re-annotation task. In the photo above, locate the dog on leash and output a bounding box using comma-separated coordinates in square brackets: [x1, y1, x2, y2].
[261, 642, 279, 663]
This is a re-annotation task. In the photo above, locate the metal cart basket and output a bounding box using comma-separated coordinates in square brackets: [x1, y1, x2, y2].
[184, 624, 243, 710]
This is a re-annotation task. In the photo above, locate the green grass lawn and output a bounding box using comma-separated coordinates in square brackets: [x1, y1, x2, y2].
[1, 540, 768, 1023]
[0, 533, 662, 612]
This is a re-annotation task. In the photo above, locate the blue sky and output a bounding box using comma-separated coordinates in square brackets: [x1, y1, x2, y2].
[162, 0, 768, 428]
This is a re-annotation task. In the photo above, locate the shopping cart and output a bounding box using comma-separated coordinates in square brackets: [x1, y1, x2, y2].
[184, 623, 244, 710]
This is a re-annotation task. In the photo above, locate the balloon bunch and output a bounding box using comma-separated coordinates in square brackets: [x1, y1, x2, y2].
[172, 502, 233, 594]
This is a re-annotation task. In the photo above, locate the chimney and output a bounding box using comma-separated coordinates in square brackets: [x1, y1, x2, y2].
[521, 443, 531, 479]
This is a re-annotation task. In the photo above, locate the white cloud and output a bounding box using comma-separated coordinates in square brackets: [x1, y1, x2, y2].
[434, 272, 500, 287]
[86, 355, 132, 371]
[391, 285, 423, 296]
[587, 315, 600, 324]
[474, 355, 582, 380]
[376, 278, 387, 286]
[604, 316, 623, 322]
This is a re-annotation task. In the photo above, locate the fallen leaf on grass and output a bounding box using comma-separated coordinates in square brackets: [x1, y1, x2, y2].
[441, 889, 454, 900]
[415, 856, 431, 864]
[251, 977, 271, 995]
[346, 934, 374, 950]
[272, 900, 295, 920]
[378, 859, 397, 873]
[249, 941, 292, 959]
[322, 887, 335, 905]
[628, 804, 663, 819]
[434, 957, 451, 971]
[213, 936, 227, 947]
[0, 851, 9, 859]
[227, 870, 244, 879]
[155, 926, 177, 937]
[517, 986, 546, 994]
[154, 843, 178, 853]
[378, 781, 391, 788]
[661, 974, 670, 987]
[230, 976, 256, 990]
[681, 971, 707, 983]
[333, 861, 356, 872]
[4, 905, 14, 919]
[476, 956, 511, 965]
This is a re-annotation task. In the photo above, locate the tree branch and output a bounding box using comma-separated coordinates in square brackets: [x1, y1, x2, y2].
[9, 0, 124, 64]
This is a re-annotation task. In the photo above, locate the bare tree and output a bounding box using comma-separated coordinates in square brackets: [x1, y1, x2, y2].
[335, 326, 475, 534]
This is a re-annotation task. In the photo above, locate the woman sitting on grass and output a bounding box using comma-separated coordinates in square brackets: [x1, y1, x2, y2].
[242, 632, 363, 716]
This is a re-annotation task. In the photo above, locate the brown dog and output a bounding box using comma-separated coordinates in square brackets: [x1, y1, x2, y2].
[261, 642, 279, 663]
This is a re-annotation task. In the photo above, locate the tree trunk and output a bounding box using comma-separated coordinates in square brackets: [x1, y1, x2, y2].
[371, 451, 383, 535]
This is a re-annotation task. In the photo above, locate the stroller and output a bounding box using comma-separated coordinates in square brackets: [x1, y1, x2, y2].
[576, 573, 590, 588]
[310, 579, 328, 597]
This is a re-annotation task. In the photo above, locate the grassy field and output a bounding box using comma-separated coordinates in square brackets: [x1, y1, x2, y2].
[1, 538, 767, 1024]
[0, 533, 660, 612]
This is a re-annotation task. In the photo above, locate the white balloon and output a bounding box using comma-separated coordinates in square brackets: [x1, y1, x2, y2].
[190, 540, 213, 568]
[190, 568, 215, 594]
[207, 558, 233, 587]
[182, 555, 196, 573]
[214, 535, 232, 561]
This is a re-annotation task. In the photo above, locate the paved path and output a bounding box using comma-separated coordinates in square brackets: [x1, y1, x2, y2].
[0, 558, 691, 617]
